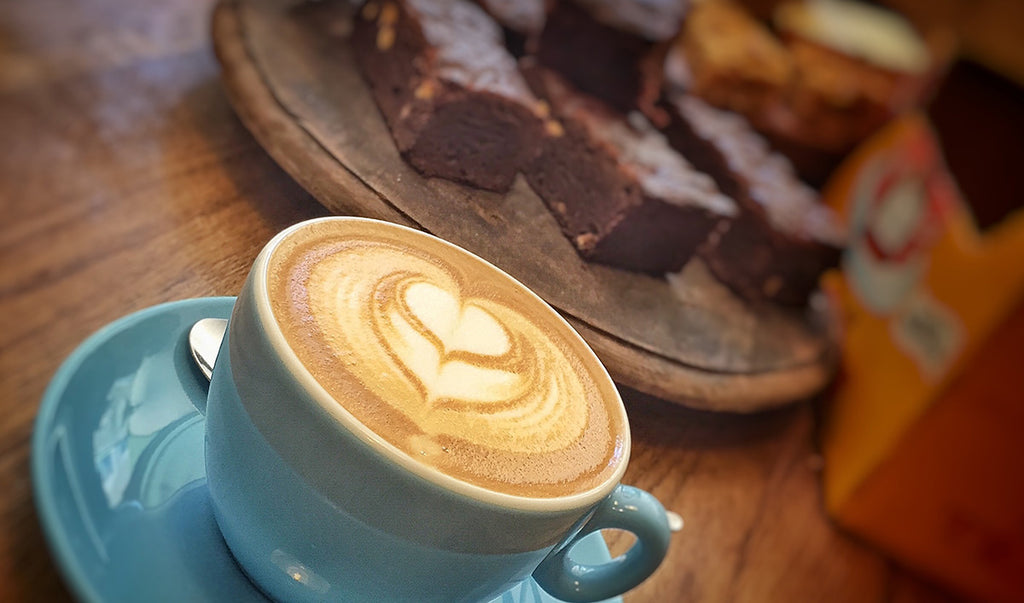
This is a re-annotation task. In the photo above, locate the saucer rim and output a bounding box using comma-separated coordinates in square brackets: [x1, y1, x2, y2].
[31, 297, 621, 603]
[31, 297, 237, 603]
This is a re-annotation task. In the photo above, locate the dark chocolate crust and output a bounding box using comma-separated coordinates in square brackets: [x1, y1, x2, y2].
[351, 0, 544, 192]
[660, 93, 845, 304]
[524, 65, 737, 274]
[535, 0, 681, 117]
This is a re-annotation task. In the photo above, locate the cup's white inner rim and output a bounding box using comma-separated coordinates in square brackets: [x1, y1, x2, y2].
[251, 217, 631, 513]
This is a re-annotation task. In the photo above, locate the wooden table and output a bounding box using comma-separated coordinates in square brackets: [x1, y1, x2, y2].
[0, 1, 955, 601]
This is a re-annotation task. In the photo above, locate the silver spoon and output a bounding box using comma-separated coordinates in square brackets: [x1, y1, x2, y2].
[184, 317, 683, 533]
[189, 318, 227, 381]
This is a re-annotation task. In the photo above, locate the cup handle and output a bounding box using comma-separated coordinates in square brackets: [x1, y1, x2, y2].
[532, 485, 671, 602]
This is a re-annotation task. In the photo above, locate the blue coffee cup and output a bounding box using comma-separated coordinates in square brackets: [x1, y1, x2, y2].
[204, 218, 672, 602]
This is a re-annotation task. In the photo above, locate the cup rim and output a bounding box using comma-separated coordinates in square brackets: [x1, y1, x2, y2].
[249, 217, 631, 513]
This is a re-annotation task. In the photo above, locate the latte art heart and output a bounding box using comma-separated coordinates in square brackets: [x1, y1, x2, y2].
[311, 253, 588, 455]
[267, 221, 626, 498]
[387, 280, 519, 406]
[403, 281, 511, 358]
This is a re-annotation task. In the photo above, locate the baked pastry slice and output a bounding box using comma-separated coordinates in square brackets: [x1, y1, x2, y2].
[524, 65, 737, 274]
[535, 0, 686, 120]
[352, 0, 547, 192]
[661, 93, 845, 304]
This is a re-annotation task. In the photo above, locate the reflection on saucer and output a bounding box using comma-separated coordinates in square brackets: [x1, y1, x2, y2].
[93, 353, 205, 509]
[33, 298, 619, 603]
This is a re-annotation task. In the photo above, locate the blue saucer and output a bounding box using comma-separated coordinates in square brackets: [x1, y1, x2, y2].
[32, 298, 620, 603]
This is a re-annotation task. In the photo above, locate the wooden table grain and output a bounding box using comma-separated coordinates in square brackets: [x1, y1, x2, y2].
[0, 1, 956, 601]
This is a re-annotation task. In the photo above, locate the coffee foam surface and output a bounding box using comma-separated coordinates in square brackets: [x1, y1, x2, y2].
[266, 221, 626, 498]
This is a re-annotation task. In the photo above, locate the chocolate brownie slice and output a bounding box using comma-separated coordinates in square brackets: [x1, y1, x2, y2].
[660, 93, 845, 304]
[351, 0, 546, 192]
[535, 0, 685, 119]
[523, 65, 737, 274]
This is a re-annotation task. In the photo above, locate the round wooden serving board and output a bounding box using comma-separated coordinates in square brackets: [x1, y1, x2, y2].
[211, 0, 838, 412]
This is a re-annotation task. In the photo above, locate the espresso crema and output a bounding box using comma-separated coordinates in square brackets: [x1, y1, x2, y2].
[266, 220, 626, 498]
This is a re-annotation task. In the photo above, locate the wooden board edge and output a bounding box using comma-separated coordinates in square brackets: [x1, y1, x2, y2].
[210, 0, 835, 411]
[211, 0, 415, 227]
[566, 317, 834, 412]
